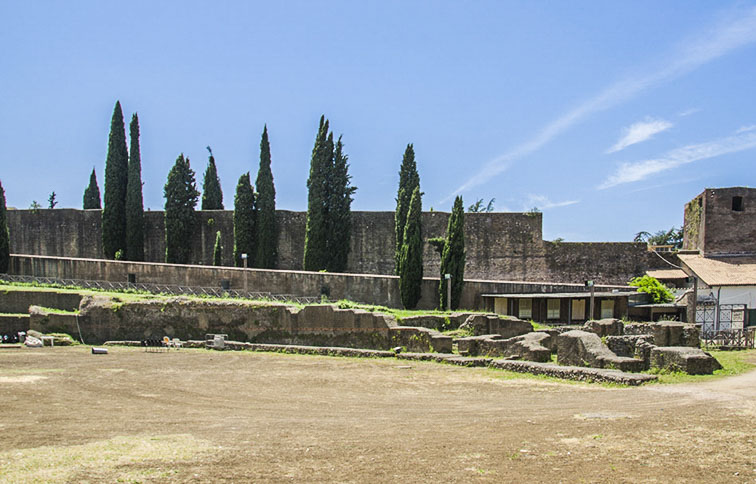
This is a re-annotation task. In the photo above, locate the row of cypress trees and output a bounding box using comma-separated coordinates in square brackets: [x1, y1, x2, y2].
[394, 145, 465, 310]
[101, 101, 144, 261]
[303, 116, 356, 272]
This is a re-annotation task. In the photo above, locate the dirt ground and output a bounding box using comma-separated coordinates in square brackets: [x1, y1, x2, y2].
[0, 346, 754, 483]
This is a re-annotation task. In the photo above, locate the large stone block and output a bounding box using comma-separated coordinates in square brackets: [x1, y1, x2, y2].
[583, 318, 624, 337]
[652, 322, 700, 347]
[479, 332, 552, 362]
[389, 327, 452, 353]
[460, 314, 532, 338]
[557, 330, 643, 372]
[650, 347, 721, 375]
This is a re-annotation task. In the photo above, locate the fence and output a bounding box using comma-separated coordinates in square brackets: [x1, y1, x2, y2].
[0, 274, 323, 305]
[701, 328, 755, 349]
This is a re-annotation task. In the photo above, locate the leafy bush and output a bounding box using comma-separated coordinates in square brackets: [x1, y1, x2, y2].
[629, 275, 673, 303]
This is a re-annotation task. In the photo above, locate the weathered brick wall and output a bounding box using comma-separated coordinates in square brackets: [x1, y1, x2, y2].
[7, 208, 660, 284]
[701, 187, 756, 255]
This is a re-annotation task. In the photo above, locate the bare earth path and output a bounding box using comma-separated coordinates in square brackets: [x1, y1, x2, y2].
[0, 347, 754, 483]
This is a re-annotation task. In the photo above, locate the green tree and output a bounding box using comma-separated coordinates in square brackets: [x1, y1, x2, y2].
[102, 101, 130, 259]
[439, 196, 465, 310]
[0, 180, 9, 273]
[201, 146, 224, 210]
[163, 154, 199, 264]
[634, 227, 683, 249]
[326, 135, 356, 272]
[629, 275, 674, 304]
[395, 144, 419, 274]
[254, 125, 277, 268]
[47, 192, 57, 209]
[303, 116, 333, 271]
[125, 113, 144, 261]
[83, 168, 101, 209]
[213, 230, 223, 266]
[399, 186, 423, 309]
[233, 172, 256, 267]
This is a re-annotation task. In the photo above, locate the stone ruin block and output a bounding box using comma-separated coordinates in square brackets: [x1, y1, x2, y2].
[606, 335, 655, 370]
[460, 314, 533, 338]
[652, 322, 700, 348]
[583, 318, 624, 337]
[455, 333, 552, 362]
[650, 346, 721, 375]
[390, 327, 452, 353]
[557, 330, 644, 372]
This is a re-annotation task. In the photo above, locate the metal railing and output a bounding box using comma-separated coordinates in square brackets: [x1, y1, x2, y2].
[701, 328, 755, 349]
[0, 274, 323, 305]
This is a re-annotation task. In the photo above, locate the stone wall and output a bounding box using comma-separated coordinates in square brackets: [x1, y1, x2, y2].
[8, 255, 631, 311]
[7, 208, 663, 284]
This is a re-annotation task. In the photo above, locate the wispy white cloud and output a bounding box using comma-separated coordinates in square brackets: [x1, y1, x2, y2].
[678, 107, 701, 117]
[736, 124, 756, 134]
[598, 129, 756, 189]
[444, 5, 756, 202]
[524, 194, 579, 211]
[607, 118, 673, 153]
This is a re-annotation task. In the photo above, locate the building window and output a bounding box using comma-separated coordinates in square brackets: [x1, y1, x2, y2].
[494, 298, 508, 315]
[547, 299, 560, 319]
[601, 300, 614, 319]
[732, 196, 744, 212]
[572, 299, 586, 320]
[518, 298, 532, 319]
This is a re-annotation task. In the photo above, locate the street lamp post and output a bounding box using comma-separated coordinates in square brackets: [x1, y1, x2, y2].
[241, 253, 248, 294]
[445, 273, 451, 311]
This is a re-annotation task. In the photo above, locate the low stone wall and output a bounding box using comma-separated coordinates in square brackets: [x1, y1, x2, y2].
[28, 307, 80, 336]
[650, 347, 721, 375]
[0, 314, 29, 336]
[459, 314, 534, 338]
[457, 332, 552, 362]
[488, 359, 657, 385]
[389, 327, 453, 353]
[0, 288, 81, 314]
[8, 255, 631, 311]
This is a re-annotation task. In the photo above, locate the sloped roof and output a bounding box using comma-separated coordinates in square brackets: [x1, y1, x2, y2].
[646, 269, 688, 280]
[678, 253, 756, 287]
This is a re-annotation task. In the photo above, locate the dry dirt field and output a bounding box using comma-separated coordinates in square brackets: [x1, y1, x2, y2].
[1, 346, 755, 483]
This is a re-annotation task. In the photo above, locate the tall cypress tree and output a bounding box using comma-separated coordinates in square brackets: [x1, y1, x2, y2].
[439, 196, 465, 310]
[164, 154, 199, 264]
[83, 168, 101, 209]
[102, 101, 129, 259]
[303, 116, 332, 271]
[201, 147, 224, 210]
[0, 180, 9, 274]
[399, 186, 423, 309]
[213, 230, 223, 266]
[125, 113, 144, 261]
[233, 173, 256, 267]
[395, 144, 419, 274]
[254, 125, 277, 268]
[326, 135, 356, 272]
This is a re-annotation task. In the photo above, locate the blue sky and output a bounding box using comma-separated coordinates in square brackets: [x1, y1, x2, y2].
[1, 1, 755, 241]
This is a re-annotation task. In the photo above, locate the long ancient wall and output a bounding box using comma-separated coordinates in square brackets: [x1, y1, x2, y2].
[6, 208, 664, 284]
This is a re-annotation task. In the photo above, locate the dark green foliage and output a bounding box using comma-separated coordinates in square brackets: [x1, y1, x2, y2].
[254, 125, 277, 268]
[399, 187, 423, 309]
[47, 192, 57, 209]
[233, 172, 256, 267]
[213, 230, 223, 266]
[427, 237, 446, 256]
[0, 180, 9, 273]
[634, 227, 683, 249]
[395, 144, 419, 274]
[163, 154, 199, 264]
[468, 198, 495, 212]
[303, 116, 332, 271]
[102, 101, 130, 259]
[326, 135, 356, 272]
[125, 113, 144, 261]
[201, 147, 224, 210]
[83, 168, 101, 209]
[439, 196, 465, 310]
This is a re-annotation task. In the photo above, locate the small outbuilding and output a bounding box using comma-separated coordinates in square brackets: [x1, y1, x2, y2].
[481, 291, 638, 324]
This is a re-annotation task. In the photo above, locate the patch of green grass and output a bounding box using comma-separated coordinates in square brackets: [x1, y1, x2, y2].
[0, 312, 30, 317]
[35, 306, 79, 315]
[646, 349, 756, 384]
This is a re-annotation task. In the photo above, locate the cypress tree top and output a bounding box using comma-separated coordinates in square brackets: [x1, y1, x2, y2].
[303, 116, 332, 271]
[201, 146, 224, 210]
[399, 186, 423, 309]
[163, 154, 199, 264]
[395, 143, 420, 274]
[83, 168, 101, 209]
[0, 179, 9, 274]
[326, 135, 356, 272]
[233, 172, 256, 267]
